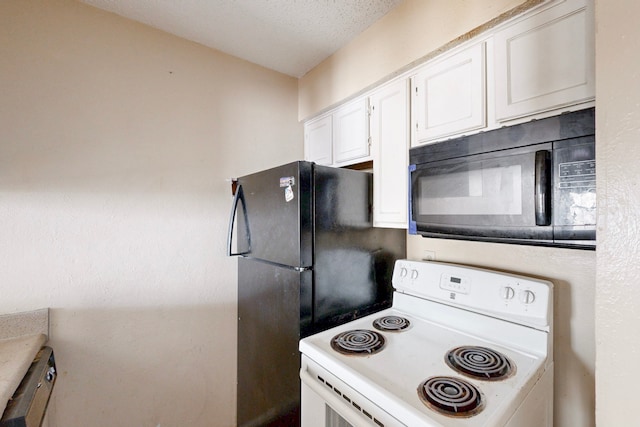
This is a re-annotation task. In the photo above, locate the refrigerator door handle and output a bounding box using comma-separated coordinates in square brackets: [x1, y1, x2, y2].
[227, 184, 251, 256]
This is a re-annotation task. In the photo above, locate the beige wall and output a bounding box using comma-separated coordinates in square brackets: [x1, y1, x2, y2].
[594, 0, 640, 424]
[299, 1, 596, 426]
[0, 1, 301, 426]
[298, 0, 532, 120]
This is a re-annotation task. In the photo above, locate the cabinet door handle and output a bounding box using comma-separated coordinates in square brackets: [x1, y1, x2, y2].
[534, 150, 551, 226]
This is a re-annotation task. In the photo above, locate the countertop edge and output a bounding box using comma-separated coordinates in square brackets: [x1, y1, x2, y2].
[0, 333, 48, 418]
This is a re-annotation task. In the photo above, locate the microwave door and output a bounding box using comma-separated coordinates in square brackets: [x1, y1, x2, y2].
[411, 145, 553, 242]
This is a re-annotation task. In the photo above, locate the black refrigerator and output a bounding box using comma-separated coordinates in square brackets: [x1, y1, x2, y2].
[227, 161, 405, 427]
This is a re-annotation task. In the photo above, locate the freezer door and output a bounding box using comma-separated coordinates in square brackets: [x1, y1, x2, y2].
[237, 257, 312, 427]
[233, 161, 313, 268]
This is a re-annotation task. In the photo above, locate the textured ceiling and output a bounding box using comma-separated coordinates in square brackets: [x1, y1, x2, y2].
[80, 0, 404, 78]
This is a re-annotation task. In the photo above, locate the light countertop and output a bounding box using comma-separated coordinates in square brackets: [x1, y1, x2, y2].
[0, 309, 50, 418]
[0, 333, 47, 417]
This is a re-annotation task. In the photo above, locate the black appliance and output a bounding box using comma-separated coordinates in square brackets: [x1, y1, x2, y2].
[1, 347, 56, 427]
[409, 107, 595, 249]
[227, 161, 405, 427]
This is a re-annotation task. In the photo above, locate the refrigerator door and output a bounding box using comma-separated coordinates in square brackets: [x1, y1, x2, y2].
[231, 161, 313, 268]
[237, 257, 312, 427]
[313, 166, 406, 330]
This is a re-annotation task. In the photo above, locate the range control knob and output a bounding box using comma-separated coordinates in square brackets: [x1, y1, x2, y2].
[400, 267, 408, 278]
[410, 269, 419, 280]
[520, 290, 536, 304]
[501, 286, 515, 300]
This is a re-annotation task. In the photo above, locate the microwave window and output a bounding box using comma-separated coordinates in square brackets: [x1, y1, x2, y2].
[418, 163, 523, 216]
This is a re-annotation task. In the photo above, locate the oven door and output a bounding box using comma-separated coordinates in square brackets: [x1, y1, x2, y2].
[300, 356, 405, 427]
[409, 143, 553, 244]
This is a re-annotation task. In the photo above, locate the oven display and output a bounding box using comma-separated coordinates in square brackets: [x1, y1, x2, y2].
[440, 274, 470, 294]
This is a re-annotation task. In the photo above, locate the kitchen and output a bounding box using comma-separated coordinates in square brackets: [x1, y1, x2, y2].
[0, 0, 635, 426]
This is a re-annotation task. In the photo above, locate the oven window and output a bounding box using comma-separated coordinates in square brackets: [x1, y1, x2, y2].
[326, 405, 354, 427]
[418, 162, 523, 216]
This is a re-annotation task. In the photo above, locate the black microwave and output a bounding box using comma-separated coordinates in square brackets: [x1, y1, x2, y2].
[409, 107, 595, 249]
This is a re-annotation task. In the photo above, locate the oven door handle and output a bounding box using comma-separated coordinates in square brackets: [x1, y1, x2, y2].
[300, 368, 407, 427]
[300, 370, 376, 427]
[534, 150, 551, 226]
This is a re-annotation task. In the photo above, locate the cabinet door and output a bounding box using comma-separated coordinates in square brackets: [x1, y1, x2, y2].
[370, 80, 409, 228]
[304, 115, 332, 165]
[413, 42, 486, 144]
[494, 0, 594, 121]
[333, 98, 369, 164]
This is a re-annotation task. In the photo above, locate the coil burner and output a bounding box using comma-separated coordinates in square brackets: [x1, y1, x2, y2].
[417, 376, 485, 417]
[445, 346, 514, 381]
[330, 330, 386, 356]
[372, 315, 411, 332]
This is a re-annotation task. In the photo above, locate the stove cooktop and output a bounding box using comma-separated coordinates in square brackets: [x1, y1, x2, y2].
[300, 260, 554, 427]
[301, 307, 546, 426]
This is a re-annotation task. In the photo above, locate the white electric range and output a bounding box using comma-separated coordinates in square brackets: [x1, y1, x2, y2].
[299, 259, 554, 427]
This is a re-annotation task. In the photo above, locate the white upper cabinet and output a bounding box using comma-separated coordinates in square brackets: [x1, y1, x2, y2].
[370, 79, 410, 228]
[494, 0, 595, 121]
[412, 42, 486, 145]
[303, 114, 332, 166]
[333, 98, 370, 165]
[303, 97, 370, 167]
[302, 0, 595, 229]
